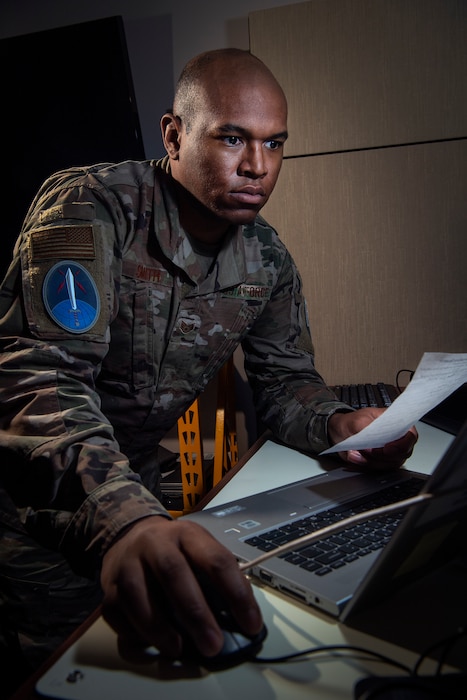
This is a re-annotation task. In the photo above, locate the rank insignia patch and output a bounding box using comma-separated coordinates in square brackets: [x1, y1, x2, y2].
[43, 261, 100, 333]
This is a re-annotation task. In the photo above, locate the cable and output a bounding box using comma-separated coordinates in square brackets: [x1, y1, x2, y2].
[248, 619, 466, 694]
[396, 368, 414, 392]
[434, 627, 467, 675]
[412, 622, 467, 676]
[238, 492, 433, 574]
[252, 643, 412, 673]
[236, 490, 465, 683]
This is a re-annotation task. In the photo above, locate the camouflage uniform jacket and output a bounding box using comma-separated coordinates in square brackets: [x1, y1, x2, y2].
[0, 157, 350, 576]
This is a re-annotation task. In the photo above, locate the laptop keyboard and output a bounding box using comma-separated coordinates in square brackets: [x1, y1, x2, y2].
[244, 476, 423, 577]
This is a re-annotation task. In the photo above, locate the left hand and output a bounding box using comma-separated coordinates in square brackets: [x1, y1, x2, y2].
[327, 408, 418, 470]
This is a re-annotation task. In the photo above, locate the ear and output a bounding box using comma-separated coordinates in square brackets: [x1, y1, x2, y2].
[161, 113, 182, 160]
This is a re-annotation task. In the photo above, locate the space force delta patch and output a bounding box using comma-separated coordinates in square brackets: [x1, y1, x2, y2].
[42, 261, 100, 333]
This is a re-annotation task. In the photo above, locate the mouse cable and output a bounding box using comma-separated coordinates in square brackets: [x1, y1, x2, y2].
[252, 642, 412, 674]
[252, 629, 467, 677]
[239, 492, 433, 574]
[239, 491, 461, 676]
[412, 622, 467, 676]
[251, 628, 467, 680]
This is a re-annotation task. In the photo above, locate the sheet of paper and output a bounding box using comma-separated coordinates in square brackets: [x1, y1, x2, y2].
[321, 352, 467, 454]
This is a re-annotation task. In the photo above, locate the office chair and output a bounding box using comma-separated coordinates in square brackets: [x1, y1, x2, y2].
[170, 356, 238, 516]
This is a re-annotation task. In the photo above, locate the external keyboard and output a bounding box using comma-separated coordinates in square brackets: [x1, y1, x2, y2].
[332, 382, 399, 409]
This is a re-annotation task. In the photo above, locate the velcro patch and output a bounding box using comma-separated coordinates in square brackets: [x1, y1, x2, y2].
[223, 284, 269, 300]
[23, 222, 107, 340]
[42, 261, 100, 334]
[31, 226, 96, 261]
[39, 202, 96, 225]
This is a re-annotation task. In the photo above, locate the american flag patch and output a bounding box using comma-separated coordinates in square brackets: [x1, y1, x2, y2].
[31, 226, 96, 260]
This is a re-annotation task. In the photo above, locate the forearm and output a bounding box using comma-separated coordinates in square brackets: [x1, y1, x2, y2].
[0, 336, 168, 575]
[249, 366, 352, 453]
[242, 253, 352, 453]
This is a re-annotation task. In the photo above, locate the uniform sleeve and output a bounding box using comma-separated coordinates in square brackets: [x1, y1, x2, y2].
[0, 169, 170, 577]
[242, 248, 353, 454]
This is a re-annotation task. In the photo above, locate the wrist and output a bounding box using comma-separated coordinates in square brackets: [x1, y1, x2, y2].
[327, 409, 353, 446]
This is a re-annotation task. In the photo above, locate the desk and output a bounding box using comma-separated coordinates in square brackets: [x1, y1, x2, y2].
[207, 420, 454, 505]
[12, 423, 465, 700]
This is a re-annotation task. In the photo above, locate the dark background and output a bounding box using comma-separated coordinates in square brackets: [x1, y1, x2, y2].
[0, 16, 145, 279]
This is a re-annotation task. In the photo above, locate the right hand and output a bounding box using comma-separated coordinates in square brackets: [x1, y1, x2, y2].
[327, 408, 417, 470]
[100, 515, 264, 661]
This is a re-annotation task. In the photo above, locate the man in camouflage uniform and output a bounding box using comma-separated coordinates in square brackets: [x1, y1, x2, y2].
[0, 48, 417, 695]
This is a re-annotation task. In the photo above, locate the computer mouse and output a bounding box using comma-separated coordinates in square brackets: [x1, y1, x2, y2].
[180, 605, 268, 670]
[175, 578, 268, 670]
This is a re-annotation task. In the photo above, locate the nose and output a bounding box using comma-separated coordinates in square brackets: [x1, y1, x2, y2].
[238, 143, 267, 178]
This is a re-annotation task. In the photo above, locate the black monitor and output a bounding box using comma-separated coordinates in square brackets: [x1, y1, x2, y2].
[1, 16, 145, 279]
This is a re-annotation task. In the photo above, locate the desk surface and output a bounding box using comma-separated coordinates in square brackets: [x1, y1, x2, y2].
[208, 420, 454, 508]
[15, 423, 464, 700]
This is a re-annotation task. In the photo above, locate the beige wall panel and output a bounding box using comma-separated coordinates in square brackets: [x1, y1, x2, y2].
[249, 0, 467, 157]
[261, 139, 467, 385]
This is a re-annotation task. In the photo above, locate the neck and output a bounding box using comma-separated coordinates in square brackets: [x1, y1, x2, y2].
[173, 180, 230, 244]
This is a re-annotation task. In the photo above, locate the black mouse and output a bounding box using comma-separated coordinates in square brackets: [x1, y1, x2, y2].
[176, 579, 268, 670]
[181, 606, 267, 670]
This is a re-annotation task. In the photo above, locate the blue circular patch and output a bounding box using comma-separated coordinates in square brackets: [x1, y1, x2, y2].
[43, 261, 100, 333]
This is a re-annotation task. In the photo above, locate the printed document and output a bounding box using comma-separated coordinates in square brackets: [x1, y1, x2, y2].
[321, 352, 467, 454]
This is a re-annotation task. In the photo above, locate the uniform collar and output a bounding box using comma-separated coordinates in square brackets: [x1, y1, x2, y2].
[151, 158, 247, 289]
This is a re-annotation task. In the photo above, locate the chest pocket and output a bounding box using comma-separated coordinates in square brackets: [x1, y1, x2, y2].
[157, 293, 263, 395]
[102, 278, 171, 391]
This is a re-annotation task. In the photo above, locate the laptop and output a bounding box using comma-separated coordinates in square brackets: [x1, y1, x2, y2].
[184, 419, 467, 622]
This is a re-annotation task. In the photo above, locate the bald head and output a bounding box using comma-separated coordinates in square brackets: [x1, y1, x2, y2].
[161, 48, 288, 239]
[173, 48, 286, 130]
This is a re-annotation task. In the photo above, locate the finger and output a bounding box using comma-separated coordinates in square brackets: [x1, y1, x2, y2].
[386, 427, 418, 451]
[117, 636, 162, 665]
[377, 429, 418, 464]
[102, 558, 184, 658]
[101, 596, 160, 655]
[180, 523, 263, 629]
[152, 550, 226, 657]
[341, 424, 418, 468]
[161, 524, 262, 653]
[194, 560, 263, 635]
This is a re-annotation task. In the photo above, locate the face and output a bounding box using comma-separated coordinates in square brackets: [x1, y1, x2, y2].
[163, 68, 288, 239]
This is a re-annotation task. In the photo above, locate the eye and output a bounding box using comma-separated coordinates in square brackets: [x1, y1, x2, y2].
[265, 139, 284, 151]
[222, 135, 242, 146]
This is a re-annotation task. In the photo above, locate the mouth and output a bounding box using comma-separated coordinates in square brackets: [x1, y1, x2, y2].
[230, 186, 266, 207]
